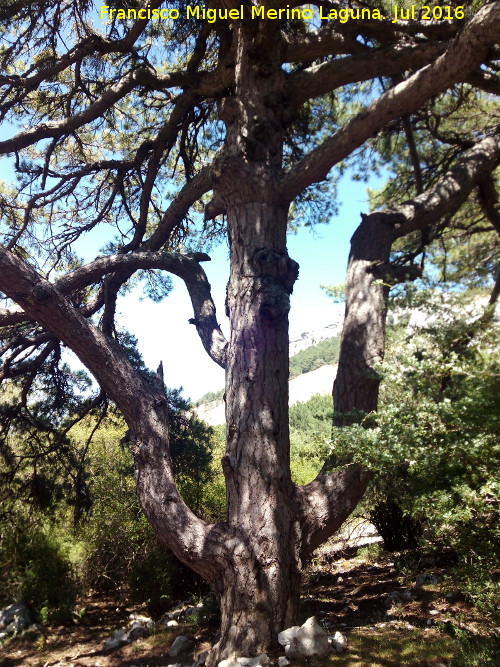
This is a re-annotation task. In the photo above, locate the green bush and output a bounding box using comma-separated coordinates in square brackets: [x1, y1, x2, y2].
[329, 309, 499, 614]
[0, 510, 78, 621]
[289, 394, 332, 484]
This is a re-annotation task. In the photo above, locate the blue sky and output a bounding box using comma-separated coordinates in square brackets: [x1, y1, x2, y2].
[0, 110, 383, 402]
[119, 173, 380, 400]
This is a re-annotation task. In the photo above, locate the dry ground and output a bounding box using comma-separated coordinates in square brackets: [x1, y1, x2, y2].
[0, 543, 496, 667]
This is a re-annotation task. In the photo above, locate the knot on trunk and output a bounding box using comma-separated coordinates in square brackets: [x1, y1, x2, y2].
[259, 285, 290, 322]
[218, 97, 242, 125]
[31, 283, 53, 302]
[252, 249, 299, 293]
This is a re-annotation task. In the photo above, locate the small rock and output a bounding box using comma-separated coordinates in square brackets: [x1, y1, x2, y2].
[416, 574, 438, 588]
[401, 588, 415, 602]
[128, 622, 149, 641]
[103, 627, 129, 651]
[278, 658, 290, 667]
[236, 654, 268, 667]
[278, 626, 300, 646]
[184, 606, 202, 617]
[218, 658, 239, 667]
[289, 616, 329, 658]
[169, 635, 194, 657]
[328, 631, 347, 654]
[167, 620, 179, 627]
[0, 602, 34, 637]
[429, 609, 440, 616]
[129, 612, 154, 627]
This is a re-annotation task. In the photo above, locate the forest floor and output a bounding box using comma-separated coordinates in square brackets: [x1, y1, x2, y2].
[0, 532, 497, 667]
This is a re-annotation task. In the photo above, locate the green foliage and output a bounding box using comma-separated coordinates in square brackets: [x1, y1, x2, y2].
[0, 508, 78, 622]
[448, 625, 500, 667]
[194, 389, 224, 407]
[289, 394, 332, 484]
[320, 283, 345, 303]
[329, 298, 499, 613]
[0, 377, 217, 616]
[289, 337, 340, 379]
[199, 424, 227, 522]
[75, 397, 215, 611]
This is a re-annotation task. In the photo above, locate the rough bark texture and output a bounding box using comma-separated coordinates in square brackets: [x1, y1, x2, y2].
[1, 3, 500, 663]
[334, 134, 500, 424]
[212, 21, 305, 660]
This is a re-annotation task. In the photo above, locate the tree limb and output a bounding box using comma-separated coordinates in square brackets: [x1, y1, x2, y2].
[478, 172, 500, 235]
[296, 465, 372, 558]
[288, 41, 447, 107]
[466, 69, 500, 96]
[0, 250, 228, 368]
[390, 133, 500, 238]
[0, 245, 230, 578]
[281, 1, 500, 202]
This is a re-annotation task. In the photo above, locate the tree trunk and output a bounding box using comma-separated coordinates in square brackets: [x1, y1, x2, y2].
[333, 214, 394, 425]
[0, 15, 373, 663]
[203, 17, 303, 659]
[209, 195, 301, 661]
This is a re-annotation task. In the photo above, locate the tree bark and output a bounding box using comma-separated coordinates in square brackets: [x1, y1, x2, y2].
[205, 18, 302, 660]
[4, 8, 498, 664]
[334, 133, 500, 424]
[333, 215, 393, 424]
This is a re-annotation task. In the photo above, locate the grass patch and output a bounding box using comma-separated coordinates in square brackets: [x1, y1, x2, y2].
[316, 628, 457, 666]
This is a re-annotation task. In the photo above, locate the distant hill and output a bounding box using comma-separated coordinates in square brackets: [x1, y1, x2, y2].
[289, 305, 344, 355]
[195, 364, 337, 426]
[194, 332, 341, 426]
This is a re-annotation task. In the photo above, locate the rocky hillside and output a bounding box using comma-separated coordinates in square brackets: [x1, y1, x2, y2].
[195, 364, 338, 426]
[195, 322, 342, 425]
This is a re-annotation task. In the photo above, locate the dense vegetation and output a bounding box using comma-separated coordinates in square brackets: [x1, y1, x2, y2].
[0, 378, 216, 619]
[1, 291, 498, 664]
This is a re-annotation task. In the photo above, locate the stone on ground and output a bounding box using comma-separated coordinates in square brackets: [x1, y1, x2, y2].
[169, 634, 195, 657]
[280, 616, 330, 659]
[0, 602, 34, 639]
[329, 630, 347, 654]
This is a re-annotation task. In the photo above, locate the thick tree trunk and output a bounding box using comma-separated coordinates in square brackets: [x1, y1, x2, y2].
[205, 18, 305, 660]
[333, 214, 394, 425]
[333, 134, 500, 425]
[211, 197, 301, 661]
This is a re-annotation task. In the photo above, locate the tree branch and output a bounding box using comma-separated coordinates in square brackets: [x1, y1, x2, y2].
[296, 465, 372, 558]
[390, 133, 500, 237]
[0, 68, 150, 155]
[0, 250, 228, 368]
[280, 1, 500, 202]
[0, 245, 229, 578]
[478, 173, 500, 235]
[282, 25, 367, 62]
[288, 41, 447, 107]
[466, 68, 500, 96]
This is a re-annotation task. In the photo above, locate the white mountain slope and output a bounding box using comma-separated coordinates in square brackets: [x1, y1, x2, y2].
[195, 364, 337, 426]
